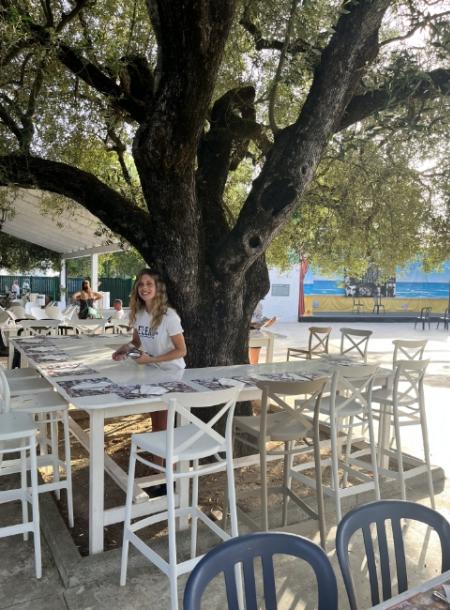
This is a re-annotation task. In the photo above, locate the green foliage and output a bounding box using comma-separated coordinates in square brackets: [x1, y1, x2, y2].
[66, 249, 145, 279]
[1, 0, 450, 279]
[268, 135, 434, 276]
[0, 232, 59, 272]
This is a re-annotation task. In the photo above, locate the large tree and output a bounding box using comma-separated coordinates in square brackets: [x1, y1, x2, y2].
[1, 0, 450, 366]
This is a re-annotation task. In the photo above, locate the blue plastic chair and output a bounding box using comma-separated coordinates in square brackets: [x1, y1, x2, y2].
[183, 531, 338, 610]
[336, 499, 450, 610]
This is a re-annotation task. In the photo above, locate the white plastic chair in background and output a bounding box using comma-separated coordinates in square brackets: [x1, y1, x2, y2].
[120, 386, 241, 610]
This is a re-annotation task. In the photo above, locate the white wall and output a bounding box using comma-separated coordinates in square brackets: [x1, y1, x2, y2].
[260, 265, 299, 322]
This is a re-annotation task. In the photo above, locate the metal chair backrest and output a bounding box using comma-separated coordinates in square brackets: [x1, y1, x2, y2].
[162, 386, 242, 462]
[336, 499, 450, 610]
[340, 328, 372, 362]
[307, 327, 332, 356]
[330, 364, 378, 416]
[392, 340, 427, 365]
[419, 307, 432, 319]
[183, 531, 338, 610]
[392, 359, 429, 407]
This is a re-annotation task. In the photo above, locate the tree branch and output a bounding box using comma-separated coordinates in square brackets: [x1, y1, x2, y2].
[214, 0, 391, 276]
[240, 6, 320, 57]
[339, 68, 450, 131]
[268, 0, 298, 133]
[0, 154, 153, 258]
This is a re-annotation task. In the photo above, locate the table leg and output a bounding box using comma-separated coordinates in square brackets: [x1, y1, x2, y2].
[266, 335, 274, 363]
[89, 409, 106, 554]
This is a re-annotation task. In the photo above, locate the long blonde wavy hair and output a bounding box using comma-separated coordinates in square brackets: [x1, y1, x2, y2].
[129, 269, 169, 329]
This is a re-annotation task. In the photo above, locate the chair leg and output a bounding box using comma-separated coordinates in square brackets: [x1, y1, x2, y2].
[120, 443, 137, 587]
[330, 418, 342, 523]
[50, 413, 61, 501]
[190, 461, 199, 559]
[62, 410, 74, 527]
[166, 465, 179, 610]
[366, 407, 381, 501]
[392, 408, 406, 501]
[419, 400, 435, 508]
[225, 443, 239, 538]
[20, 445, 29, 541]
[260, 444, 269, 531]
[29, 436, 42, 579]
[282, 441, 293, 527]
[313, 407, 327, 549]
[343, 417, 354, 488]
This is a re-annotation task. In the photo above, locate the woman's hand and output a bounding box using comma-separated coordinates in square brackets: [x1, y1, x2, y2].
[135, 352, 156, 365]
[112, 345, 130, 361]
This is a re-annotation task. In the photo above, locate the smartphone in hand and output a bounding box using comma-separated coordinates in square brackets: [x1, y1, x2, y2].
[127, 347, 143, 359]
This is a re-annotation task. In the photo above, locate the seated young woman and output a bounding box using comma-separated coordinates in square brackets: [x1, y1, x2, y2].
[112, 269, 187, 436]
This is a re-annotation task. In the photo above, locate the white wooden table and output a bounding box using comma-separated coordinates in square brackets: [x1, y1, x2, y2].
[11, 335, 389, 555]
[248, 329, 286, 362]
[369, 569, 450, 608]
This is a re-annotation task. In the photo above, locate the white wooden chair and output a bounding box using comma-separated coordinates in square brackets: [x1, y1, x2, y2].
[233, 378, 328, 547]
[293, 364, 380, 522]
[0, 410, 42, 578]
[120, 386, 241, 610]
[340, 328, 372, 362]
[287, 326, 332, 360]
[370, 359, 434, 507]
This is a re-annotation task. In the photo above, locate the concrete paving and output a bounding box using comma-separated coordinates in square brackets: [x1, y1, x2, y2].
[0, 320, 449, 609]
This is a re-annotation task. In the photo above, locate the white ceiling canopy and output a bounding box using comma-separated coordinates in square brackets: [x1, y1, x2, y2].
[0, 188, 123, 258]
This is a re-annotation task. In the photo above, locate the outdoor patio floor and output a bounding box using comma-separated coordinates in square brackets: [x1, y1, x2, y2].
[0, 320, 449, 609]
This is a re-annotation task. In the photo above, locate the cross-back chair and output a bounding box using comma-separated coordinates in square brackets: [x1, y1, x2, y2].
[233, 378, 327, 546]
[392, 339, 427, 364]
[371, 359, 434, 506]
[287, 326, 332, 360]
[120, 386, 242, 610]
[293, 363, 380, 522]
[340, 328, 372, 362]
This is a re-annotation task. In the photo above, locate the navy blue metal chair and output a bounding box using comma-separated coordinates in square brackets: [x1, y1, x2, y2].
[336, 499, 450, 610]
[183, 531, 338, 610]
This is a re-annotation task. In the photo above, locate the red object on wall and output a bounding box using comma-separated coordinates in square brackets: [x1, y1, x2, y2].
[298, 256, 309, 318]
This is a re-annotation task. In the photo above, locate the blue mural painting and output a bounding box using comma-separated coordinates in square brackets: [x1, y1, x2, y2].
[304, 262, 450, 298]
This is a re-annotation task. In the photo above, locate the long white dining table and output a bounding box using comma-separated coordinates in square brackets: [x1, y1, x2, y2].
[11, 334, 390, 555]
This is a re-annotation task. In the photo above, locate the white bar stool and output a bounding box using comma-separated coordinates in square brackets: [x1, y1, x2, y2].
[0, 411, 42, 578]
[0, 369, 74, 527]
[120, 386, 241, 610]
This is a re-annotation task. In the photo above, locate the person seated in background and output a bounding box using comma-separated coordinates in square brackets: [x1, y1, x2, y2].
[249, 301, 277, 363]
[250, 301, 277, 330]
[109, 298, 125, 321]
[10, 280, 20, 299]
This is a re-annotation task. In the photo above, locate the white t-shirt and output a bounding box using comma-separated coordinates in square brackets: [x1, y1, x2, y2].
[110, 308, 125, 320]
[134, 307, 185, 370]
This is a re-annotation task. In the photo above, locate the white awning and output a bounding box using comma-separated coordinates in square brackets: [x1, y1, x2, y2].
[0, 188, 123, 258]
